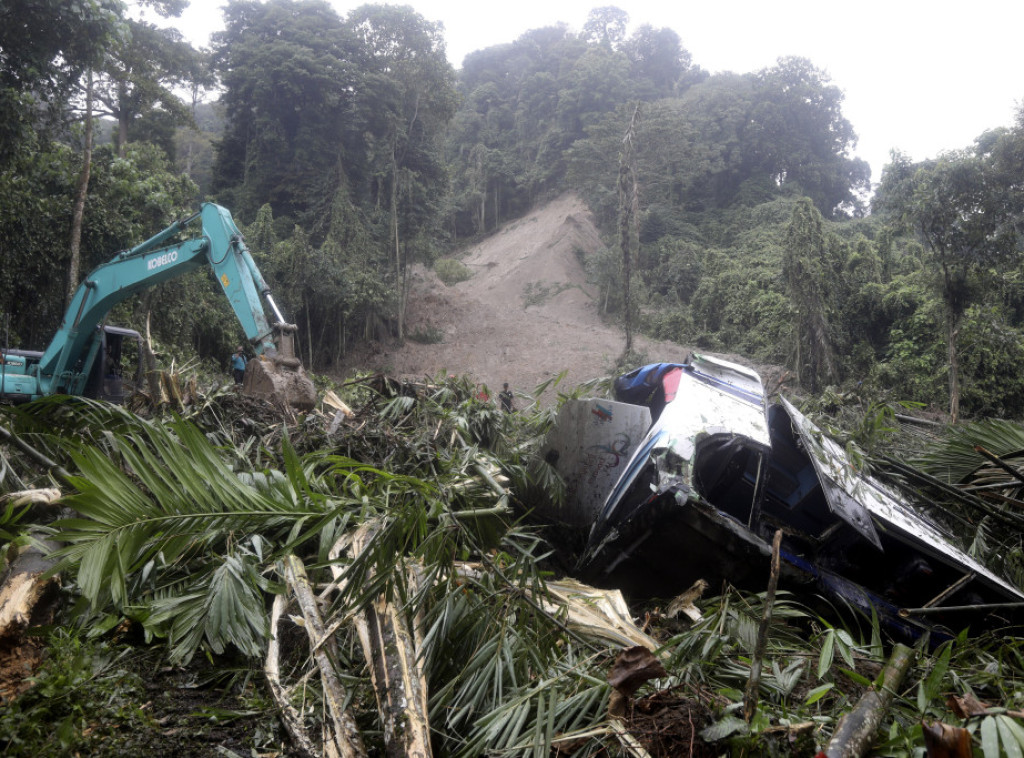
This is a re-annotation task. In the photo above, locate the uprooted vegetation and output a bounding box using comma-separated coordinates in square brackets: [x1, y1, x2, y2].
[2, 378, 1024, 757]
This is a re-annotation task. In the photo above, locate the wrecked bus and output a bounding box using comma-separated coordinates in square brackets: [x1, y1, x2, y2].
[542, 353, 1024, 641]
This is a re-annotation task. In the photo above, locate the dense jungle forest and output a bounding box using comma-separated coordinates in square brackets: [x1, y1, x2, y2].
[2, 0, 1023, 419]
[7, 2, 1024, 757]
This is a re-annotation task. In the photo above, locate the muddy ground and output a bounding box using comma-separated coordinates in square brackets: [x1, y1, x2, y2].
[334, 194, 696, 405]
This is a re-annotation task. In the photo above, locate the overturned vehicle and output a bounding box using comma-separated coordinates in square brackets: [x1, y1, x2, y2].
[543, 354, 1024, 641]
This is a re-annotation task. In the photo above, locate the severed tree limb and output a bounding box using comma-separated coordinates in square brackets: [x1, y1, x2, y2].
[265, 593, 321, 758]
[974, 445, 1024, 487]
[331, 524, 432, 758]
[0, 537, 62, 640]
[744, 529, 783, 724]
[0, 489, 63, 640]
[0, 425, 69, 480]
[281, 554, 367, 758]
[2, 489, 62, 509]
[824, 643, 915, 758]
[540, 578, 662, 652]
[143, 314, 166, 405]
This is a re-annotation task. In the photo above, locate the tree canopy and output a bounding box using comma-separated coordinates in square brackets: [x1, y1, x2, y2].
[2, 1, 1024, 420]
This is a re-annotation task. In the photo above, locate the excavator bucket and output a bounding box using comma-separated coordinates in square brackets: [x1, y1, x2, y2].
[243, 357, 316, 411]
[241, 324, 317, 411]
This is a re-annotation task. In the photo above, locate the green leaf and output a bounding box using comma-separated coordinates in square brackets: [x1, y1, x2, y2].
[922, 640, 953, 704]
[981, 716, 1001, 758]
[836, 631, 856, 669]
[804, 682, 834, 705]
[818, 629, 835, 679]
[838, 668, 872, 687]
[998, 716, 1024, 758]
[701, 715, 749, 741]
[1002, 715, 1024, 746]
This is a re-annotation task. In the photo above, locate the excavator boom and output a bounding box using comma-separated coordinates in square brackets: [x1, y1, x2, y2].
[1, 203, 316, 411]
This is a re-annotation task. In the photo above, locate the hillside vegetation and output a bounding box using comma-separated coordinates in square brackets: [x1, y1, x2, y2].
[336, 193, 708, 397]
[2, 1, 1023, 420]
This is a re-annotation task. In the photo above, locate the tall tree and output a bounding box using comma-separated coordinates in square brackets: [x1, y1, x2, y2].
[348, 3, 456, 339]
[67, 69, 95, 307]
[621, 24, 693, 98]
[581, 6, 629, 49]
[92, 21, 198, 157]
[784, 198, 838, 390]
[0, 0, 124, 166]
[212, 0, 356, 221]
[556, 45, 631, 143]
[67, 1, 196, 296]
[447, 24, 586, 233]
[619, 104, 641, 355]
[751, 57, 870, 217]
[876, 149, 1020, 420]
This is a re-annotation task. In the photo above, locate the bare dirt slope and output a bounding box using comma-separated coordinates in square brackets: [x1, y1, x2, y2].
[338, 194, 689, 402]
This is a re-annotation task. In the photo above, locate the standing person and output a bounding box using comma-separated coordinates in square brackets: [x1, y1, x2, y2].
[499, 382, 515, 412]
[231, 346, 247, 385]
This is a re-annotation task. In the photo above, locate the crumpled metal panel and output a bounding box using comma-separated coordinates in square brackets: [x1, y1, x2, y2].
[780, 398, 1024, 600]
[688, 352, 765, 402]
[540, 399, 652, 527]
[780, 397, 882, 549]
[595, 363, 770, 530]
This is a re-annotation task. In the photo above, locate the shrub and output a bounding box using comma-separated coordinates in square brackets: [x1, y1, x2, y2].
[408, 326, 445, 344]
[434, 258, 472, 286]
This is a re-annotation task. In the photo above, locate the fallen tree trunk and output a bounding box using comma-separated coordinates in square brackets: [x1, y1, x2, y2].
[825, 643, 915, 758]
[143, 315, 166, 405]
[265, 592, 321, 758]
[0, 489, 63, 640]
[0, 426, 69, 479]
[281, 554, 367, 758]
[0, 489, 64, 702]
[331, 524, 432, 758]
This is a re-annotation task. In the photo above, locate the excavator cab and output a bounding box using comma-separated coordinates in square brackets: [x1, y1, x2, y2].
[82, 327, 143, 404]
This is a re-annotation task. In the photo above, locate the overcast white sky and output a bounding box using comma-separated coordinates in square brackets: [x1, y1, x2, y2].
[174, 0, 1022, 187]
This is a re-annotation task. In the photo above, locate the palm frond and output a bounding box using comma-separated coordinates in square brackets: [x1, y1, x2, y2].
[142, 550, 269, 664]
[47, 414, 347, 660]
[915, 418, 1024, 484]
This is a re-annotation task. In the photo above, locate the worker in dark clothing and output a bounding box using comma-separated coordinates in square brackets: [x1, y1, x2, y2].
[499, 382, 515, 412]
[231, 346, 247, 385]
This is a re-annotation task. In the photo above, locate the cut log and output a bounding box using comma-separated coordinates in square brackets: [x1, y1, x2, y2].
[265, 593, 321, 758]
[0, 545, 60, 640]
[281, 554, 367, 758]
[824, 643, 915, 757]
[0, 489, 64, 701]
[0, 489, 63, 639]
[331, 524, 432, 758]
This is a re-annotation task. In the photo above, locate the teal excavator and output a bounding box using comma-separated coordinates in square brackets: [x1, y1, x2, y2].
[0, 203, 316, 411]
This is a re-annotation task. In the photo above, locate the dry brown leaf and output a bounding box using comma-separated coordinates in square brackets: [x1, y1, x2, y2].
[922, 720, 972, 758]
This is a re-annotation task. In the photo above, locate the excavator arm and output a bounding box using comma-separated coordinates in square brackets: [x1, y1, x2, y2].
[2, 203, 315, 410]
